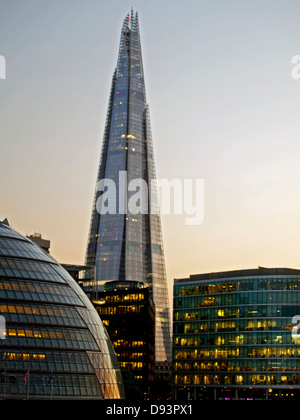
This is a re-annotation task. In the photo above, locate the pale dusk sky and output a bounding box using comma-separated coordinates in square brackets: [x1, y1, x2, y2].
[1, 0, 300, 301]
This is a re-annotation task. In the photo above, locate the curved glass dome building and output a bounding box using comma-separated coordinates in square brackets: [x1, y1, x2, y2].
[0, 221, 124, 399]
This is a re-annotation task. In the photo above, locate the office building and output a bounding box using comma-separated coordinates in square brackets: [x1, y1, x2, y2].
[173, 267, 300, 400]
[93, 281, 155, 394]
[62, 264, 95, 295]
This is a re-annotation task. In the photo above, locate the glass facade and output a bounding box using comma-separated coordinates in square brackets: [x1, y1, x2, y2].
[85, 10, 171, 362]
[93, 281, 155, 394]
[0, 222, 124, 399]
[173, 268, 300, 400]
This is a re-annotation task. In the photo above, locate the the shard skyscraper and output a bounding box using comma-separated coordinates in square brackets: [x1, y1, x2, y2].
[85, 10, 171, 363]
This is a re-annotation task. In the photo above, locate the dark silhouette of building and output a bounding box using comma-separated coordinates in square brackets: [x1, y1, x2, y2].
[92, 281, 155, 396]
[62, 264, 94, 292]
[26, 233, 51, 254]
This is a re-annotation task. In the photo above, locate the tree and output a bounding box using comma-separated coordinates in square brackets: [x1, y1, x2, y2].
[121, 369, 143, 400]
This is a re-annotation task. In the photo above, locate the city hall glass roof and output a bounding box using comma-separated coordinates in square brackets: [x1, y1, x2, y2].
[0, 221, 124, 399]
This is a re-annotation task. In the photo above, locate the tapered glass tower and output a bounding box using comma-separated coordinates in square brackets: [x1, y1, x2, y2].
[85, 10, 171, 362]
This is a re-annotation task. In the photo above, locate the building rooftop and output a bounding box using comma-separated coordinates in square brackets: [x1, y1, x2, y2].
[175, 266, 300, 283]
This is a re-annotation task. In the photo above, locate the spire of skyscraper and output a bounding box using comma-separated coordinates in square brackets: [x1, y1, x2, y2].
[85, 11, 171, 362]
